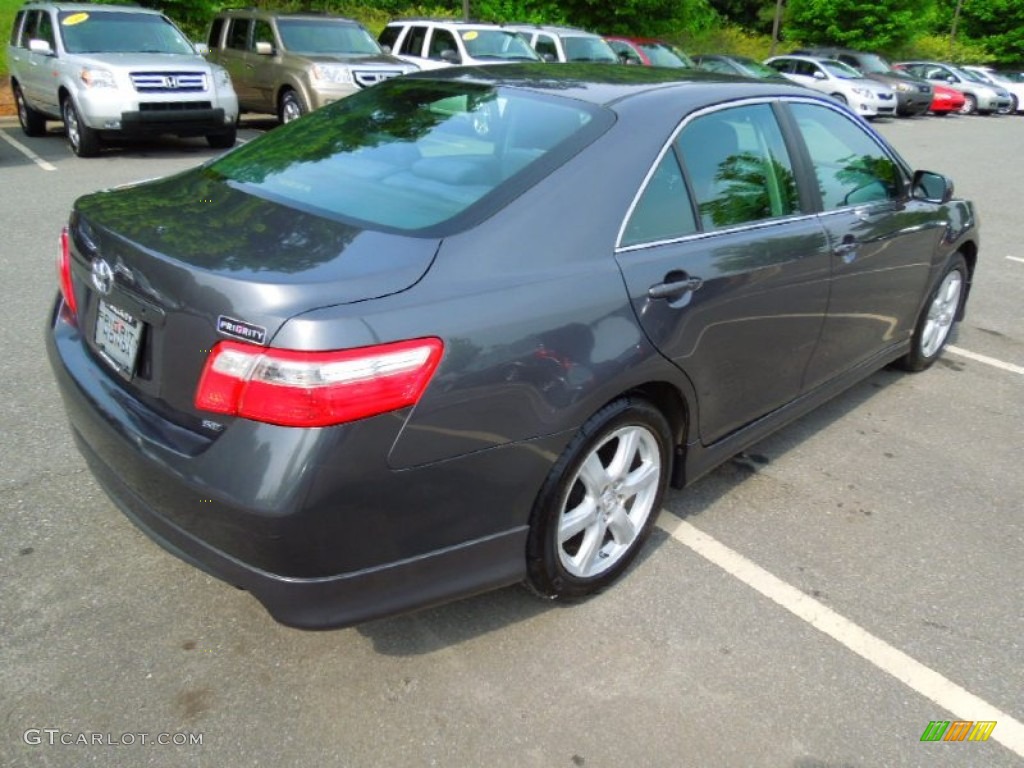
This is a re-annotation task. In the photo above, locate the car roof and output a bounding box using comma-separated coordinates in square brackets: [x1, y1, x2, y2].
[506, 23, 600, 37]
[28, 2, 163, 13]
[405, 63, 815, 107]
[605, 36, 675, 45]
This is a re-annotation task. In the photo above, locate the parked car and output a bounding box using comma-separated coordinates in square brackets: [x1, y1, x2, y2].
[378, 19, 540, 70]
[894, 61, 1012, 115]
[205, 10, 417, 124]
[6, 1, 238, 156]
[605, 36, 693, 67]
[692, 53, 789, 81]
[507, 24, 618, 63]
[791, 47, 932, 116]
[961, 65, 1024, 113]
[47, 65, 978, 628]
[765, 55, 897, 118]
[929, 83, 966, 115]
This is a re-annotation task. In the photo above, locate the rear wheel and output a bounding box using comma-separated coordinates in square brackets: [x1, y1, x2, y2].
[958, 94, 977, 115]
[62, 96, 100, 157]
[897, 254, 967, 372]
[14, 83, 46, 136]
[278, 89, 305, 124]
[525, 398, 672, 599]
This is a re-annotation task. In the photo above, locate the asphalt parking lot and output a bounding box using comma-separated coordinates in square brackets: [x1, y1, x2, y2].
[1, 111, 1022, 768]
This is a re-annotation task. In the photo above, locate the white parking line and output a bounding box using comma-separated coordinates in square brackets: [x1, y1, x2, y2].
[946, 346, 1024, 376]
[0, 129, 57, 171]
[1007, 256, 1024, 264]
[657, 516, 1024, 758]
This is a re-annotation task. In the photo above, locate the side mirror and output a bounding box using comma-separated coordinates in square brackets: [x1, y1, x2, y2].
[440, 49, 460, 64]
[28, 38, 53, 55]
[912, 170, 954, 203]
[813, 70, 827, 80]
[380, 44, 392, 54]
[254, 41, 274, 55]
[946, 75, 956, 84]
[542, 52, 556, 62]
[193, 42, 210, 55]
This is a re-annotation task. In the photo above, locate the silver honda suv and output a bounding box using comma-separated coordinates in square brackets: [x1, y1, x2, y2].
[7, 2, 239, 156]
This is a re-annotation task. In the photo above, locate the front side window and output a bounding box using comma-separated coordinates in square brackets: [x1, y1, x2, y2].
[58, 11, 193, 54]
[678, 104, 800, 230]
[226, 18, 251, 51]
[34, 10, 57, 49]
[790, 102, 904, 211]
[534, 35, 557, 60]
[428, 29, 458, 60]
[209, 80, 606, 232]
[377, 26, 400, 52]
[253, 21, 274, 50]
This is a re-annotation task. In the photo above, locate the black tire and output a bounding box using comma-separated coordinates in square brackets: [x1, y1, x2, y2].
[62, 96, 101, 157]
[206, 128, 237, 149]
[959, 94, 977, 115]
[525, 398, 672, 600]
[14, 83, 46, 137]
[278, 90, 305, 124]
[897, 254, 968, 372]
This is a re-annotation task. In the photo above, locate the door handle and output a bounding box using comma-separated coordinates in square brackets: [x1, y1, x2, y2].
[648, 273, 704, 300]
[834, 235, 858, 263]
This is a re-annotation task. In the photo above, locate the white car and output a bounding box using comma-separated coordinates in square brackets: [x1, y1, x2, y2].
[961, 66, 1024, 113]
[378, 19, 540, 71]
[765, 55, 896, 119]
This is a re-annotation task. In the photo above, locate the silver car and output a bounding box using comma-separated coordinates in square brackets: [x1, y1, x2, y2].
[7, 2, 238, 156]
[895, 61, 1012, 115]
[765, 55, 896, 118]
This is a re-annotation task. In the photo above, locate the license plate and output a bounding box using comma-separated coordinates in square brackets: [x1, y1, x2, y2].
[95, 300, 143, 375]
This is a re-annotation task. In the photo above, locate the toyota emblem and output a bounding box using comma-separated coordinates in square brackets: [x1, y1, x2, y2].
[91, 259, 114, 295]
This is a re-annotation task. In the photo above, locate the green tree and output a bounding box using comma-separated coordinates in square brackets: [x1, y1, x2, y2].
[956, 0, 1024, 64]
[785, 0, 937, 52]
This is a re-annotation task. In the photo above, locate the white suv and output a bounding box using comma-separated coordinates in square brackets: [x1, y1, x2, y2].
[505, 24, 618, 63]
[7, 2, 238, 156]
[378, 19, 540, 70]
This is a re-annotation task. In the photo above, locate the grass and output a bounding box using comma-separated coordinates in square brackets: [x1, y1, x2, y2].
[1, 0, 23, 77]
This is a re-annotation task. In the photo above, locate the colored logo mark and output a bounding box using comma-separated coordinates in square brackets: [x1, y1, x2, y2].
[920, 720, 997, 742]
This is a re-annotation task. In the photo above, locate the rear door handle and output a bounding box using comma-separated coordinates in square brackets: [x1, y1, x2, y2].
[648, 272, 704, 300]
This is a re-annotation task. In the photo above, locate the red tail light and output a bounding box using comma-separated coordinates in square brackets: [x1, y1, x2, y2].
[195, 338, 444, 427]
[58, 228, 78, 319]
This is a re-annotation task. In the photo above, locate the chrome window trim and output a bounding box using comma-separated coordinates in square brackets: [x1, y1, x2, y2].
[615, 95, 910, 254]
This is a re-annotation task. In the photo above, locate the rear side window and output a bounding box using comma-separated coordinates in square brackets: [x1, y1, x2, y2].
[678, 104, 800, 230]
[209, 80, 607, 232]
[621, 151, 696, 247]
[378, 25, 400, 52]
[399, 25, 427, 57]
[207, 17, 224, 49]
[9, 10, 25, 46]
[789, 102, 904, 210]
[534, 35, 557, 60]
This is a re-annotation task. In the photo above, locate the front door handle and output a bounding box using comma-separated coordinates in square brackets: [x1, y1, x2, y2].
[648, 272, 704, 300]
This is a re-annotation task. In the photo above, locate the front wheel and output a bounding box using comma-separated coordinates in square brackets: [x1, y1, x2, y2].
[62, 96, 100, 157]
[278, 90, 305, 124]
[14, 84, 47, 136]
[206, 128, 237, 149]
[897, 254, 967, 372]
[958, 94, 977, 115]
[526, 398, 672, 599]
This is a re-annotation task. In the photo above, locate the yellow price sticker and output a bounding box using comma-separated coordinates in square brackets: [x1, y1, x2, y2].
[62, 12, 89, 25]
[462, 31, 479, 41]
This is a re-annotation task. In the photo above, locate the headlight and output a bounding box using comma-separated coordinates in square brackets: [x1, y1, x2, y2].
[851, 87, 872, 98]
[893, 82, 912, 92]
[311, 64, 354, 85]
[213, 67, 232, 89]
[79, 67, 116, 89]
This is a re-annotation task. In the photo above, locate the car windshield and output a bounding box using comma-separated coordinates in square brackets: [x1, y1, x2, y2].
[734, 57, 784, 78]
[277, 20, 380, 55]
[638, 43, 691, 68]
[461, 30, 539, 61]
[208, 79, 601, 232]
[822, 60, 862, 79]
[58, 11, 194, 55]
[956, 67, 986, 83]
[563, 36, 618, 63]
[855, 53, 892, 74]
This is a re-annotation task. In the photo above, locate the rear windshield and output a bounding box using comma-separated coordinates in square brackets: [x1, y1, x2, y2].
[208, 79, 606, 233]
[277, 19, 380, 55]
[639, 43, 691, 68]
[58, 11, 194, 55]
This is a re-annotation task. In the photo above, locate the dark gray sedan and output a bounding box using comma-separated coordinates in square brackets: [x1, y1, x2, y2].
[47, 65, 979, 628]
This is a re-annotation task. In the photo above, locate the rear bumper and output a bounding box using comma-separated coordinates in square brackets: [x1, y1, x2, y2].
[46, 300, 560, 628]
